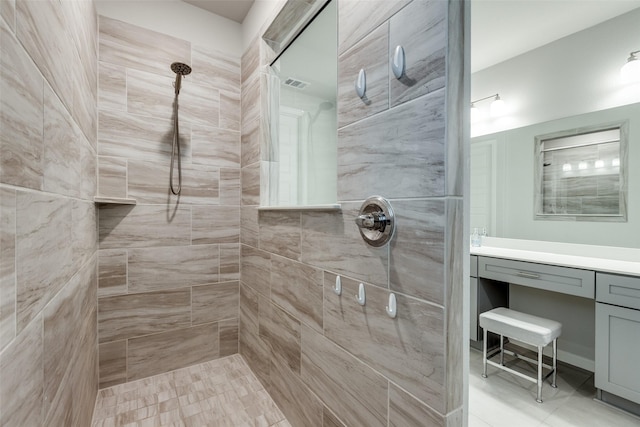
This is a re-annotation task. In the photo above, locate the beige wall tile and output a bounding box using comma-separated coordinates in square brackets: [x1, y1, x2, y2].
[323, 407, 346, 427]
[0, 20, 44, 190]
[270, 357, 323, 427]
[261, 302, 301, 374]
[98, 204, 191, 249]
[389, 0, 446, 107]
[72, 200, 97, 265]
[192, 124, 240, 168]
[240, 282, 260, 335]
[127, 322, 219, 381]
[98, 249, 127, 298]
[99, 15, 190, 76]
[0, 0, 15, 30]
[338, 0, 411, 53]
[323, 274, 446, 413]
[98, 109, 191, 163]
[337, 23, 389, 128]
[390, 199, 446, 304]
[220, 243, 240, 281]
[241, 74, 260, 130]
[181, 81, 220, 127]
[16, 0, 73, 110]
[241, 36, 259, 84]
[192, 281, 239, 325]
[301, 325, 388, 427]
[301, 204, 388, 288]
[241, 206, 259, 246]
[128, 245, 219, 293]
[126, 68, 174, 120]
[0, 188, 16, 351]
[219, 318, 239, 357]
[271, 255, 323, 333]
[259, 210, 301, 261]
[389, 383, 445, 427]
[191, 44, 240, 93]
[99, 340, 127, 388]
[78, 129, 97, 200]
[241, 116, 260, 167]
[241, 162, 260, 205]
[220, 90, 241, 131]
[16, 192, 73, 332]
[180, 163, 220, 204]
[73, 48, 98, 151]
[98, 288, 191, 342]
[240, 245, 271, 297]
[192, 206, 240, 245]
[0, 313, 43, 426]
[98, 156, 127, 199]
[99, 61, 126, 111]
[220, 168, 241, 206]
[338, 89, 446, 200]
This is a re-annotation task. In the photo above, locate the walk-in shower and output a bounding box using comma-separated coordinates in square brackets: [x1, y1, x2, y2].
[170, 61, 192, 195]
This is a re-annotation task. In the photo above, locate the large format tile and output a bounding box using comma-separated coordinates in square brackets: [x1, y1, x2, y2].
[191, 124, 240, 168]
[192, 281, 239, 325]
[0, 19, 44, 190]
[270, 255, 323, 333]
[337, 23, 389, 128]
[338, 0, 411, 53]
[389, 383, 445, 427]
[98, 61, 126, 111]
[98, 249, 127, 297]
[127, 323, 218, 381]
[389, 0, 447, 107]
[220, 168, 241, 205]
[259, 210, 301, 260]
[241, 116, 260, 167]
[98, 288, 191, 342]
[241, 162, 260, 205]
[241, 206, 260, 246]
[323, 273, 447, 413]
[99, 15, 190, 76]
[16, 0, 73, 109]
[239, 284, 271, 385]
[15, 192, 72, 332]
[126, 68, 175, 120]
[98, 109, 191, 164]
[0, 313, 43, 427]
[323, 408, 346, 427]
[220, 243, 240, 281]
[219, 318, 239, 357]
[270, 356, 323, 427]
[127, 244, 219, 292]
[0, 187, 16, 351]
[240, 245, 271, 297]
[180, 163, 220, 204]
[0, 0, 15, 30]
[242, 36, 260, 84]
[98, 204, 191, 249]
[192, 205, 240, 244]
[220, 90, 241, 131]
[181, 80, 220, 127]
[241, 74, 260, 131]
[338, 89, 446, 200]
[389, 199, 446, 304]
[301, 204, 388, 288]
[97, 156, 127, 199]
[98, 340, 126, 388]
[301, 325, 388, 427]
[191, 44, 240, 93]
[260, 302, 301, 374]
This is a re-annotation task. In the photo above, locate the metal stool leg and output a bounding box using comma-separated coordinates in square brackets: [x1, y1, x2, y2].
[536, 345, 543, 403]
[551, 338, 558, 388]
[482, 328, 488, 378]
[500, 334, 504, 366]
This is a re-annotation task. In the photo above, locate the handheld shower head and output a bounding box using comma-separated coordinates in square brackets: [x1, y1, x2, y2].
[171, 62, 192, 95]
[310, 101, 335, 122]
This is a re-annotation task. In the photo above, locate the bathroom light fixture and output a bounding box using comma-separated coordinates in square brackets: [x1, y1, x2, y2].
[562, 163, 572, 172]
[578, 161, 588, 170]
[595, 160, 604, 168]
[621, 50, 640, 83]
[470, 93, 506, 117]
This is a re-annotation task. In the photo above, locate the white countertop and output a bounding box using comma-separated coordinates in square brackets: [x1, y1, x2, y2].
[471, 237, 640, 277]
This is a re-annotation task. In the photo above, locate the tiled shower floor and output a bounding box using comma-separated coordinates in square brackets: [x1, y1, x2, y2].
[91, 354, 291, 427]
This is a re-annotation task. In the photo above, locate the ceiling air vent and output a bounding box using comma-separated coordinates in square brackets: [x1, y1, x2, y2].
[282, 77, 310, 90]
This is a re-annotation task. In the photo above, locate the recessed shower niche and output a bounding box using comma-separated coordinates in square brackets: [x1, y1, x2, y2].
[266, 0, 337, 207]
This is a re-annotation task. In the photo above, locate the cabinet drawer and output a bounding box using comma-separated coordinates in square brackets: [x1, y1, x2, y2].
[470, 255, 478, 278]
[596, 273, 640, 310]
[478, 257, 595, 299]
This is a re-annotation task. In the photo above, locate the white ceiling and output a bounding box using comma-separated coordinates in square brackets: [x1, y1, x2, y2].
[182, 0, 255, 23]
[471, 0, 640, 72]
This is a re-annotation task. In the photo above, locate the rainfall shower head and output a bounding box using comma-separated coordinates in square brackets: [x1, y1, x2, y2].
[171, 62, 192, 95]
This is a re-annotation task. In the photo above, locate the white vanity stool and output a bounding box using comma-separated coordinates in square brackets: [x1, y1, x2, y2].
[479, 307, 562, 403]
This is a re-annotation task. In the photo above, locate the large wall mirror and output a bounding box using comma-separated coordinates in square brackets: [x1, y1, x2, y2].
[470, 4, 640, 248]
[266, 0, 337, 207]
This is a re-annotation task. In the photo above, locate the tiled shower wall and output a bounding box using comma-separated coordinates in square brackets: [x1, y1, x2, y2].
[96, 16, 242, 387]
[240, 1, 466, 426]
[0, 1, 99, 426]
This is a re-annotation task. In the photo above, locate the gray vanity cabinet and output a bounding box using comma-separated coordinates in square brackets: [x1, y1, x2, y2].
[595, 273, 640, 406]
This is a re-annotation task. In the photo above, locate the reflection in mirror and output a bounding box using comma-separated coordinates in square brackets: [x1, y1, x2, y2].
[471, 6, 640, 248]
[267, 1, 337, 207]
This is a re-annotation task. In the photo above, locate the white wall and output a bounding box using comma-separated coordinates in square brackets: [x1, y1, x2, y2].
[471, 7, 640, 138]
[242, 0, 283, 51]
[95, 0, 242, 55]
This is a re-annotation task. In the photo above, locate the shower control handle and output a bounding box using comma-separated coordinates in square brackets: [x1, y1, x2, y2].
[355, 212, 387, 232]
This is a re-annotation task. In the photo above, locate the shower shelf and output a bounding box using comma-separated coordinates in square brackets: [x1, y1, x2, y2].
[93, 196, 137, 205]
[257, 204, 341, 212]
